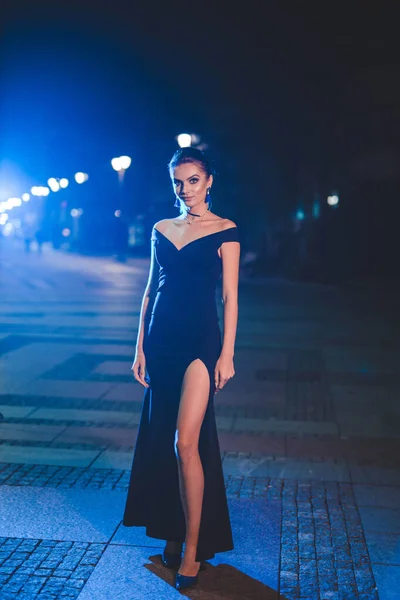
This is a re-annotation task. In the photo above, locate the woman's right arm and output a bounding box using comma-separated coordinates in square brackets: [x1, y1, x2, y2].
[136, 228, 159, 355]
[131, 225, 160, 387]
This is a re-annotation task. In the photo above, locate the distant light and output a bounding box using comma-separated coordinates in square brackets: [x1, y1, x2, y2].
[327, 195, 339, 206]
[296, 209, 305, 221]
[77, 208, 84, 216]
[8, 197, 22, 208]
[190, 133, 200, 145]
[62, 228, 71, 237]
[22, 193, 30, 202]
[48, 178, 63, 192]
[111, 157, 122, 171]
[74, 172, 88, 184]
[49, 180, 60, 192]
[31, 186, 50, 196]
[59, 178, 69, 189]
[111, 156, 131, 171]
[0, 213, 9, 225]
[61, 201, 67, 208]
[312, 200, 320, 218]
[177, 133, 192, 148]
[2, 222, 13, 236]
[119, 156, 131, 170]
[70, 209, 79, 218]
[114, 210, 122, 217]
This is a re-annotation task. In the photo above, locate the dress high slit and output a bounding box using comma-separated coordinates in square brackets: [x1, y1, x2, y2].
[122, 224, 240, 562]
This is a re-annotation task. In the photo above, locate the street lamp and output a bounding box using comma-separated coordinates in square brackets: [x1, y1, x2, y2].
[119, 156, 131, 170]
[8, 197, 22, 208]
[74, 172, 89, 184]
[327, 195, 339, 206]
[48, 178, 60, 192]
[47, 178, 68, 191]
[177, 133, 192, 148]
[31, 186, 50, 197]
[111, 155, 131, 183]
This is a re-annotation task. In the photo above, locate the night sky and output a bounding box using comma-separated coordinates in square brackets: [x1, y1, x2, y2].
[1, 2, 399, 231]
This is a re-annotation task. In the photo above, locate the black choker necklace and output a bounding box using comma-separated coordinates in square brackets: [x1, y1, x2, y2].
[184, 205, 210, 225]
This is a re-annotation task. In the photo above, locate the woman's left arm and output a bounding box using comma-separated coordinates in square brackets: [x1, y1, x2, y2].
[215, 229, 241, 393]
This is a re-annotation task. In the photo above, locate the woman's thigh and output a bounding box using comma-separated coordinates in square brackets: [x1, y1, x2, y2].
[176, 358, 211, 445]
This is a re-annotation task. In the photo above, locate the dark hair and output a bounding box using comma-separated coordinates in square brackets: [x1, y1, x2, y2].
[168, 147, 215, 178]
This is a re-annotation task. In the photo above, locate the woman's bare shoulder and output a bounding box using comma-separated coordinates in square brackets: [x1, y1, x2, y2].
[208, 213, 236, 230]
[153, 218, 174, 233]
[221, 218, 237, 230]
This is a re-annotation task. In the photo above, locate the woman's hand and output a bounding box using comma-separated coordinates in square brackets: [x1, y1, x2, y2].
[131, 351, 149, 388]
[214, 354, 235, 394]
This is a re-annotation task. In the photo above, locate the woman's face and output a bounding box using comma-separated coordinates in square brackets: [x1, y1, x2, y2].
[171, 161, 213, 210]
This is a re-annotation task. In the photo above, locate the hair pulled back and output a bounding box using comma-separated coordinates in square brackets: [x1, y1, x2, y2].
[168, 147, 215, 178]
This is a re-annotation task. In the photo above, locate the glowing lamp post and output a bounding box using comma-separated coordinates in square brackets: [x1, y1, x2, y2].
[111, 155, 131, 183]
[47, 178, 69, 191]
[8, 197, 22, 208]
[70, 208, 84, 244]
[177, 133, 192, 148]
[48, 178, 60, 192]
[31, 186, 50, 197]
[74, 172, 89, 184]
[327, 194, 339, 207]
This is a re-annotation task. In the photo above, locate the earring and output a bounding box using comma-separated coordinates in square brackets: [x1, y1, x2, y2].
[174, 197, 180, 208]
[206, 188, 212, 209]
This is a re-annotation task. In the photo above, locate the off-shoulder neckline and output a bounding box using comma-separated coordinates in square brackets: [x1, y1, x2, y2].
[153, 226, 238, 252]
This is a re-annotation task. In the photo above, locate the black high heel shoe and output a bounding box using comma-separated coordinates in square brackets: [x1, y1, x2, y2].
[175, 564, 201, 591]
[162, 549, 182, 569]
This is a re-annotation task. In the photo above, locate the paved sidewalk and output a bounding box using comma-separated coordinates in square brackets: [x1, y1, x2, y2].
[0, 242, 399, 599]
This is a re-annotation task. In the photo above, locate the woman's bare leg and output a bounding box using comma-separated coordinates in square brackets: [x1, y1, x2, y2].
[174, 358, 210, 576]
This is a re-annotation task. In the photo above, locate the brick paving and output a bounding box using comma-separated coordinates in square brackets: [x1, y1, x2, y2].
[0, 538, 105, 600]
[0, 471, 380, 599]
[1, 244, 400, 598]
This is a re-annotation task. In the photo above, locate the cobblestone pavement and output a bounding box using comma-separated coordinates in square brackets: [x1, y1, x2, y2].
[0, 538, 105, 600]
[1, 242, 399, 599]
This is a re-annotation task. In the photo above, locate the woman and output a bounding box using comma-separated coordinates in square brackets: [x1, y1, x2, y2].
[123, 147, 240, 591]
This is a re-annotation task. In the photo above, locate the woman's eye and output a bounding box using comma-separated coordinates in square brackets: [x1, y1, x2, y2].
[190, 178, 199, 184]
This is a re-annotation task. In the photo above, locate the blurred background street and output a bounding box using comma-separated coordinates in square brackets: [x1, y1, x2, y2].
[2, 3, 400, 285]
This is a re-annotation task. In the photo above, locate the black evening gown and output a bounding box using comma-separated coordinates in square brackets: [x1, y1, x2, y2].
[123, 224, 240, 562]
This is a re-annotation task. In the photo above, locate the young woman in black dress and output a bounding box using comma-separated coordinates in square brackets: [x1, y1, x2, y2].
[123, 147, 240, 591]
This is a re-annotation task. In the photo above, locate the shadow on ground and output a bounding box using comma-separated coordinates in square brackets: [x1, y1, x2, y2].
[146, 554, 281, 599]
